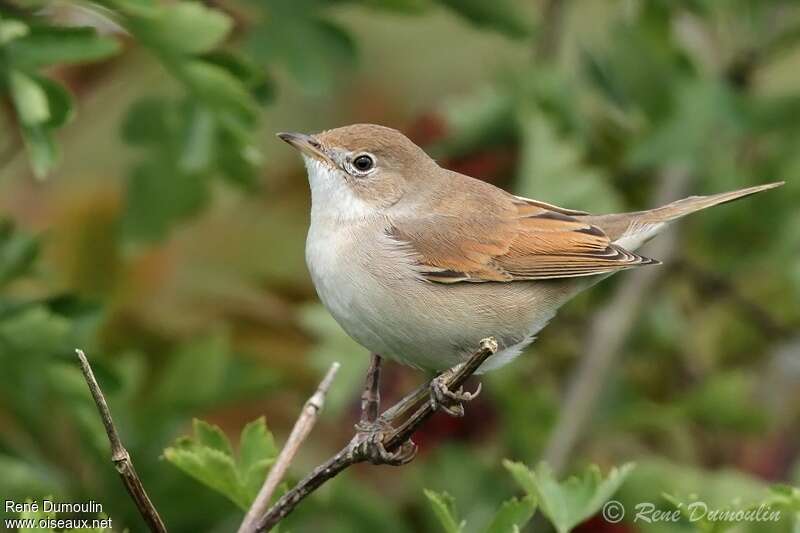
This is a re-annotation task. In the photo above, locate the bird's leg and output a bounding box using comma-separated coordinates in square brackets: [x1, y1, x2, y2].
[429, 363, 483, 417]
[350, 354, 417, 465]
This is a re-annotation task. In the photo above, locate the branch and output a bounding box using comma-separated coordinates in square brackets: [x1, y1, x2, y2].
[254, 337, 498, 532]
[75, 349, 167, 533]
[238, 362, 340, 533]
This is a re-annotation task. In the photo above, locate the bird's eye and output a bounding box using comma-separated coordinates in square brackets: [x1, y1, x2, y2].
[352, 154, 375, 173]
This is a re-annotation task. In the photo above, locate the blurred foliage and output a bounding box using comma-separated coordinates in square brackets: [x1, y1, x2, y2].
[1, 0, 799, 532]
[503, 461, 634, 533]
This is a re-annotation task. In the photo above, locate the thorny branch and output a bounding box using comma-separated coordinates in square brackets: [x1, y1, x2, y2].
[75, 349, 167, 533]
[254, 337, 498, 532]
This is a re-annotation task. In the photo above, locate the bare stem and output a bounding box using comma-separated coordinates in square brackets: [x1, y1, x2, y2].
[75, 349, 167, 533]
[238, 362, 340, 533]
[255, 338, 497, 532]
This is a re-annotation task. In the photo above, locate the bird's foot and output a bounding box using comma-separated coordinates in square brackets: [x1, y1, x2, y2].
[429, 368, 482, 417]
[349, 420, 417, 466]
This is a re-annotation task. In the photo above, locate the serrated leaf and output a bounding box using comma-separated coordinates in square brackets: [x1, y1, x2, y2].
[9, 70, 49, 125]
[239, 417, 278, 478]
[503, 460, 539, 497]
[424, 489, 465, 533]
[6, 26, 120, 68]
[164, 445, 250, 509]
[239, 417, 279, 498]
[505, 462, 635, 533]
[193, 419, 234, 456]
[485, 494, 537, 533]
[165, 416, 279, 510]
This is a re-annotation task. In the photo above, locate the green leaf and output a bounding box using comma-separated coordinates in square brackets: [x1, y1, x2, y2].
[0, 306, 71, 357]
[34, 75, 74, 128]
[9, 70, 49, 125]
[349, 0, 431, 12]
[20, 124, 58, 179]
[0, 221, 39, 288]
[0, 17, 29, 44]
[178, 105, 216, 173]
[484, 494, 538, 533]
[182, 60, 259, 124]
[164, 443, 249, 509]
[424, 489, 465, 533]
[201, 50, 276, 104]
[6, 26, 120, 68]
[435, 0, 532, 38]
[165, 416, 279, 510]
[193, 419, 234, 456]
[663, 483, 800, 532]
[239, 417, 279, 497]
[248, 14, 356, 93]
[504, 461, 635, 533]
[18, 497, 55, 533]
[121, 98, 171, 146]
[140, 2, 232, 55]
[503, 460, 539, 496]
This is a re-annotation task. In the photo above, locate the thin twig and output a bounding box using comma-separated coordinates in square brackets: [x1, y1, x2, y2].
[238, 362, 340, 533]
[75, 349, 167, 533]
[254, 338, 497, 532]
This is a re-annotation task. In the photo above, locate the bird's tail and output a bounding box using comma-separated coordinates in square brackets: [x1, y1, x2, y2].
[580, 182, 784, 250]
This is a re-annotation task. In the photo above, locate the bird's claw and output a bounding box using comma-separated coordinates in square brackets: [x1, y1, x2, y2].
[430, 374, 482, 417]
[349, 422, 417, 466]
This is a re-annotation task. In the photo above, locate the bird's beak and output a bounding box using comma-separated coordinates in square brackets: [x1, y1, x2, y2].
[277, 132, 333, 165]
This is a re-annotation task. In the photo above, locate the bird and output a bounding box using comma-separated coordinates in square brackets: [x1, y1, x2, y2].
[279, 123, 781, 377]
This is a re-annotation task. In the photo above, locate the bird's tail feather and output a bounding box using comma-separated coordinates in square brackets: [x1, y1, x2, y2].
[581, 181, 783, 249]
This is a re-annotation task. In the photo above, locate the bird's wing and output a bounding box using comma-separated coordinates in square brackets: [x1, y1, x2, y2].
[389, 192, 657, 284]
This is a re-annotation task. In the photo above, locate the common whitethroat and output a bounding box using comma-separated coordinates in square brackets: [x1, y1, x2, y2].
[279, 124, 782, 375]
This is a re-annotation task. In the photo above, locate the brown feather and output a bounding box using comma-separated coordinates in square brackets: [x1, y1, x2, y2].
[388, 179, 656, 283]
